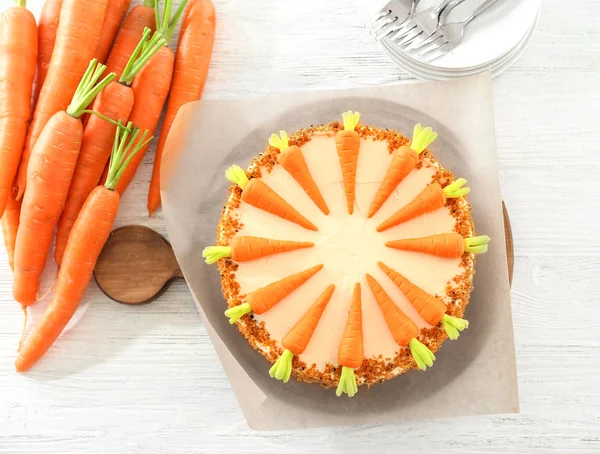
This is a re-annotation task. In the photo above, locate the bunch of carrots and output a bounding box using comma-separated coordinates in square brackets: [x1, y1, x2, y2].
[0, 0, 216, 371]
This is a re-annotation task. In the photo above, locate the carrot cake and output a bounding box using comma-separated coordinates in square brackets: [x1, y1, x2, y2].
[203, 112, 489, 397]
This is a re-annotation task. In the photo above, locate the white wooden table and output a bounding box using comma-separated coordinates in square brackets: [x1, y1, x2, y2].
[2, 0, 600, 452]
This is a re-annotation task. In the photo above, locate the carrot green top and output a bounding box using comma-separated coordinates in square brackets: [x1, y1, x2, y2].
[341, 111, 361, 131]
[66, 59, 116, 119]
[15, 0, 26, 7]
[120, 28, 168, 86]
[269, 131, 291, 151]
[409, 123, 438, 154]
[155, 0, 189, 42]
[443, 178, 470, 198]
[226, 165, 250, 190]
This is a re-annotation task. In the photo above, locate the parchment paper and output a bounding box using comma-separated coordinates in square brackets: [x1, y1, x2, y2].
[160, 73, 519, 430]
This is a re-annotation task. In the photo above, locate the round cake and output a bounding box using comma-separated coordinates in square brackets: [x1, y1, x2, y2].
[203, 112, 489, 397]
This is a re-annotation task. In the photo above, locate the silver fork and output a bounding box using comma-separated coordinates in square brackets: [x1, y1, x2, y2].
[412, 0, 501, 62]
[366, 0, 421, 40]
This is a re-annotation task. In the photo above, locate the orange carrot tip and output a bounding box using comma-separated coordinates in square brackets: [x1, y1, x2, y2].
[225, 165, 249, 189]
[441, 314, 469, 340]
[66, 59, 117, 120]
[410, 123, 438, 154]
[443, 178, 470, 198]
[224, 303, 252, 324]
[269, 349, 294, 383]
[336, 366, 358, 397]
[341, 111, 361, 131]
[202, 246, 230, 264]
[409, 338, 436, 371]
[268, 131, 291, 151]
[464, 235, 491, 254]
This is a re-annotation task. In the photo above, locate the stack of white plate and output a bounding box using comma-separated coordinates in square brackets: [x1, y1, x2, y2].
[367, 0, 541, 80]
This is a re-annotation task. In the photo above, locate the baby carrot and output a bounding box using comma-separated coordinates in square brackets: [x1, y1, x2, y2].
[94, 0, 132, 64]
[16, 0, 108, 200]
[366, 274, 435, 370]
[336, 282, 363, 397]
[377, 178, 470, 232]
[225, 165, 318, 231]
[15, 124, 153, 372]
[33, 0, 63, 106]
[270, 284, 335, 383]
[368, 124, 438, 218]
[147, 0, 216, 215]
[378, 262, 469, 339]
[269, 131, 330, 215]
[224, 264, 324, 323]
[13, 60, 115, 306]
[386, 233, 491, 258]
[0, 0, 37, 218]
[336, 111, 361, 215]
[202, 236, 314, 264]
[1, 189, 21, 272]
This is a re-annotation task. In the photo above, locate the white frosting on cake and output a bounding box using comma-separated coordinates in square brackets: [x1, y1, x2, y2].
[228, 134, 464, 370]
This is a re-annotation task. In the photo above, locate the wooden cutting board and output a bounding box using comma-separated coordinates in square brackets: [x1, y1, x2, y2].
[94, 202, 514, 304]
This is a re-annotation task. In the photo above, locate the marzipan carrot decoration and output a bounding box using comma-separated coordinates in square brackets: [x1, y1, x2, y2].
[268, 131, 330, 215]
[378, 262, 468, 339]
[336, 111, 361, 215]
[225, 165, 318, 231]
[113, 0, 189, 195]
[336, 283, 364, 397]
[55, 29, 167, 265]
[34, 0, 63, 105]
[377, 178, 470, 232]
[224, 264, 324, 323]
[366, 274, 435, 370]
[270, 284, 335, 383]
[147, 0, 217, 216]
[16, 0, 108, 200]
[0, 0, 37, 218]
[13, 60, 116, 306]
[1, 189, 21, 272]
[105, 0, 157, 78]
[368, 124, 438, 218]
[386, 233, 491, 259]
[202, 236, 314, 264]
[94, 0, 132, 64]
[15, 124, 153, 372]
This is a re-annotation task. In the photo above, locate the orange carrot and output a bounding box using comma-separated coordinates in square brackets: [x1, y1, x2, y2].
[225, 166, 318, 231]
[367, 124, 438, 218]
[269, 132, 329, 215]
[386, 233, 491, 258]
[94, 0, 132, 64]
[377, 179, 470, 232]
[202, 236, 314, 264]
[15, 123, 153, 372]
[104, 0, 156, 79]
[13, 60, 115, 306]
[147, 0, 216, 215]
[16, 0, 108, 200]
[1, 189, 21, 272]
[336, 282, 363, 397]
[336, 111, 361, 214]
[33, 0, 63, 106]
[0, 0, 37, 218]
[224, 264, 324, 323]
[270, 284, 335, 383]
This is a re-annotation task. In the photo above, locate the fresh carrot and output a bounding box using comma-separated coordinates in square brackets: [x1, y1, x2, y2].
[336, 111, 361, 215]
[147, 0, 216, 216]
[224, 264, 324, 323]
[15, 0, 108, 200]
[1, 189, 21, 272]
[113, 0, 189, 195]
[268, 131, 330, 215]
[55, 29, 166, 265]
[104, 0, 156, 79]
[15, 123, 153, 372]
[270, 284, 335, 383]
[94, 0, 132, 64]
[13, 60, 116, 306]
[366, 273, 435, 370]
[336, 282, 363, 397]
[225, 165, 318, 231]
[33, 0, 63, 106]
[377, 178, 470, 232]
[367, 124, 438, 218]
[0, 0, 37, 218]
[386, 233, 491, 258]
[202, 236, 314, 264]
[378, 262, 469, 339]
